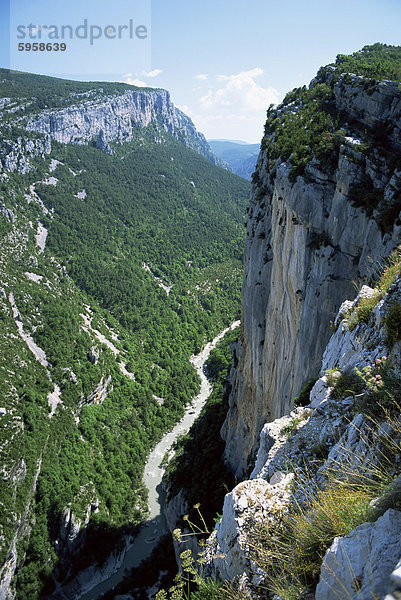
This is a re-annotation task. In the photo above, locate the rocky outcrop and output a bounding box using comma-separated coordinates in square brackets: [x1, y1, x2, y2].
[88, 346, 99, 365]
[0, 136, 51, 173]
[203, 474, 294, 583]
[23, 88, 221, 165]
[57, 486, 99, 555]
[334, 74, 401, 152]
[316, 509, 401, 600]
[84, 375, 112, 406]
[222, 75, 401, 478]
[202, 273, 401, 597]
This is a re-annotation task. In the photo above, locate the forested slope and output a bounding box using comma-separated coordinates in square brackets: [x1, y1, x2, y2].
[0, 70, 249, 599]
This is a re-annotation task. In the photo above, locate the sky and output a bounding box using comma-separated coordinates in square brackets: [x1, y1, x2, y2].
[1, 0, 401, 142]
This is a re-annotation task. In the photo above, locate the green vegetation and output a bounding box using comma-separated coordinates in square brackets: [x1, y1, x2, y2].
[348, 246, 401, 330]
[261, 83, 344, 181]
[0, 107, 248, 597]
[333, 43, 401, 82]
[38, 136, 246, 343]
[0, 68, 152, 113]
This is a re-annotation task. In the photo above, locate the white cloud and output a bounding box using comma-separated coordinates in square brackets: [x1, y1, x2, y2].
[195, 73, 208, 81]
[192, 111, 265, 143]
[124, 75, 148, 87]
[188, 69, 280, 142]
[144, 69, 163, 78]
[200, 68, 278, 112]
[122, 69, 162, 87]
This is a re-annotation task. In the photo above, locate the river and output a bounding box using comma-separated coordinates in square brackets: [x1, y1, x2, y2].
[75, 321, 240, 600]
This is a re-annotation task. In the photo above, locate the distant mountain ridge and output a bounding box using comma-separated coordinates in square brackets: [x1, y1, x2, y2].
[208, 139, 260, 180]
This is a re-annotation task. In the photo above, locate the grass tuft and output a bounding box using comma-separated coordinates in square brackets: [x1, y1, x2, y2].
[347, 246, 401, 330]
[326, 369, 364, 399]
[250, 484, 374, 599]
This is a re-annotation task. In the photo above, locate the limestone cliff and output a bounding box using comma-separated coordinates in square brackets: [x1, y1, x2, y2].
[0, 84, 224, 173]
[203, 269, 401, 599]
[24, 88, 220, 164]
[222, 67, 401, 477]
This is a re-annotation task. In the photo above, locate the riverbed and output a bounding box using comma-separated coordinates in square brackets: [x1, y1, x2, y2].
[75, 321, 240, 600]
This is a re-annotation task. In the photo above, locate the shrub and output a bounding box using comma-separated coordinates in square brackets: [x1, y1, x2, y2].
[354, 358, 401, 417]
[326, 369, 364, 399]
[293, 378, 318, 407]
[385, 302, 401, 347]
[157, 510, 225, 600]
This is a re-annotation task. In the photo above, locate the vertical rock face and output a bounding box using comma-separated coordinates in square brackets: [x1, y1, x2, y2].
[222, 74, 401, 478]
[203, 268, 401, 595]
[24, 88, 221, 165]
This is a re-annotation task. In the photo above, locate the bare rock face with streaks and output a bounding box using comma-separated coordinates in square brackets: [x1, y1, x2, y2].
[24, 89, 220, 164]
[202, 271, 401, 598]
[222, 74, 401, 478]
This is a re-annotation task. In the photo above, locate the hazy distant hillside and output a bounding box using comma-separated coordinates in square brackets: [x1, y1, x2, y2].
[208, 139, 260, 180]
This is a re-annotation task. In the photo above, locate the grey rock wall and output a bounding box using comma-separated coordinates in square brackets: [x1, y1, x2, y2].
[24, 89, 220, 164]
[203, 276, 401, 597]
[222, 76, 401, 478]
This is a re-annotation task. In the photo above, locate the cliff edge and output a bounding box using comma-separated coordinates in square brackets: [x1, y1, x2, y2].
[222, 45, 401, 477]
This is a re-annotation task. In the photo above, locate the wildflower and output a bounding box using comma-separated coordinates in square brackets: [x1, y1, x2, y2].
[173, 528, 183, 543]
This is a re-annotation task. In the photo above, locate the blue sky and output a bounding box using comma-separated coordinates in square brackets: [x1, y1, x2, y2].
[2, 0, 401, 142]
